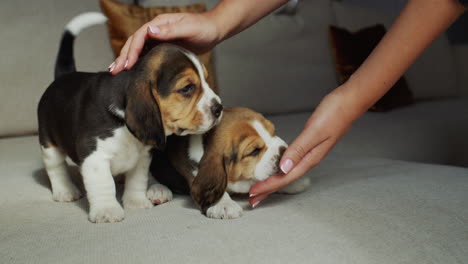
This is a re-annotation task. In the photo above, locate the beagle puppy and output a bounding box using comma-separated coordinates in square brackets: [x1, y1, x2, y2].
[37, 13, 222, 223]
[150, 107, 310, 219]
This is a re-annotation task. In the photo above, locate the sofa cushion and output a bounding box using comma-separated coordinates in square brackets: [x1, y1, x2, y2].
[1, 136, 467, 263]
[331, 1, 459, 99]
[452, 45, 468, 97]
[0, 0, 113, 137]
[268, 98, 468, 167]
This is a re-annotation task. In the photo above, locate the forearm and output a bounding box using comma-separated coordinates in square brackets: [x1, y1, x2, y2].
[339, 0, 466, 120]
[206, 0, 289, 41]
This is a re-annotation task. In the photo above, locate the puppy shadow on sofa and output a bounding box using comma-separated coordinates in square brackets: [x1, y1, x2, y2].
[32, 167, 125, 213]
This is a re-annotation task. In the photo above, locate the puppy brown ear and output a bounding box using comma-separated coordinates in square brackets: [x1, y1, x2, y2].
[191, 150, 228, 214]
[125, 83, 166, 149]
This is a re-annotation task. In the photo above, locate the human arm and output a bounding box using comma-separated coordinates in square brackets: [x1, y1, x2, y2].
[110, 0, 289, 74]
[249, 0, 467, 207]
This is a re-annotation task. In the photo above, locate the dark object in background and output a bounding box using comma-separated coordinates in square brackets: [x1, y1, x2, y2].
[329, 24, 414, 112]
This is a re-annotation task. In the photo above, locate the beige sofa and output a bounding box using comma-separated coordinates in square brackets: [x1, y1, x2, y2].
[1, 0, 467, 263]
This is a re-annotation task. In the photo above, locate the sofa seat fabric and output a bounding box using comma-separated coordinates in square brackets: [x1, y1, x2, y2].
[1, 135, 467, 264]
[268, 98, 468, 167]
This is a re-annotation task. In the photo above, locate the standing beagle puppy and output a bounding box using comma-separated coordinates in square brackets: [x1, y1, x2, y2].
[150, 107, 310, 219]
[37, 13, 222, 223]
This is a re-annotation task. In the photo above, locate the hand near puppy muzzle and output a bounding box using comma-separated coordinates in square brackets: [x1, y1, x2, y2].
[249, 89, 358, 207]
[249, 0, 468, 206]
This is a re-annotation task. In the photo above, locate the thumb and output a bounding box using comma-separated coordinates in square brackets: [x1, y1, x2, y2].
[279, 128, 323, 174]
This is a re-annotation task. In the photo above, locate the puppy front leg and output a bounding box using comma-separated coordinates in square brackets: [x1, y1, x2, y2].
[81, 157, 124, 223]
[206, 192, 243, 219]
[122, 151, 154, 209]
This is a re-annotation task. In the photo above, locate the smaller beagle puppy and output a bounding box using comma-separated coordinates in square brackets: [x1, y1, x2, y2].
[150, 107, 310, 219]
[37, 13, 222, 223]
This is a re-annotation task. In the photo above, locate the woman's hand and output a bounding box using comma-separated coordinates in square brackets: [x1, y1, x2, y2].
[109, 0, 289, 74]
[249, 0, 467, 207]
[109, 12, 221, 74]
[249, 87, 361, 207]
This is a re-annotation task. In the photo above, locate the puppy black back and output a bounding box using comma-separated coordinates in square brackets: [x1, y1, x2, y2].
[38, 72, 130, 164]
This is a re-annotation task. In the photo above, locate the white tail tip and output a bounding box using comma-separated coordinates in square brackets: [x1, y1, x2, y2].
[65, 12, 107, 36]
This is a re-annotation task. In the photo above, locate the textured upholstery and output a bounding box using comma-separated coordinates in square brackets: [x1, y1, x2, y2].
[1, 135, 467, 264]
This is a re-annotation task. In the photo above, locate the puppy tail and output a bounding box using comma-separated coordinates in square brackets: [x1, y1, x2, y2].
[54, 12, 107, 79]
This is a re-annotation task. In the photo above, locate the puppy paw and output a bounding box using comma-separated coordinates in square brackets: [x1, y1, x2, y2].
[89, 202, 125, 223]
[206, 199, 243, 219]
[123, 195, 154, 209]
[278, 176, 311, 194]
[52, 185, 82, 202]
[147, 184, 173, 205]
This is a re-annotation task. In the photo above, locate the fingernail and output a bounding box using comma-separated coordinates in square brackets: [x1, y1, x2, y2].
[252, 200, 261, 209]
[249, 193, 257, 198]
[109, 64, 115, 72]
[280, 159, 294, 174]
[149, 25, 160, 34]
[108, 62, 115, 69]
[124, 60, 128, 69]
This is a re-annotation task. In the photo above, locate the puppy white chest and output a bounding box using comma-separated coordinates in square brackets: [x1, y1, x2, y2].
[95, 127, 150, 176]
[188, 134, 204, 176]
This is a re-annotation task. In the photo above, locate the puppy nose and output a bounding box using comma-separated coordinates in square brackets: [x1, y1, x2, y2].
[211, 103, 223, 118]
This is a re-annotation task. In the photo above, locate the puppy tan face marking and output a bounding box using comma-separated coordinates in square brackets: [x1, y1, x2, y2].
[224, 122, 264, 183]
[251, 120, 287, 181]
[184, 108, 287, 210]
[181, 50, 222, 133]
[136, 44, 222, 138]
[210, 108, 287, 193]
[157, 67, 204, 134]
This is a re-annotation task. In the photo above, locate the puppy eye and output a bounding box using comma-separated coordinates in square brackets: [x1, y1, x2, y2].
[178, 84, 195, 96]
[247, 148, 261, 157]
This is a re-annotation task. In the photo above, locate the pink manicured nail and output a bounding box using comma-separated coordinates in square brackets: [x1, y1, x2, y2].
[108, 62, 115, 69]
[280, 159, 293, 174]
[109, 64, 115, 72]
[249, 193, 257, 198]
[149, 25, 160, 34]
[124, 60, 128, 69]
[252, 200, 261, 208]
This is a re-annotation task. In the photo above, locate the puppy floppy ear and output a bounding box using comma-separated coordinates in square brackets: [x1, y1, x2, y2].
[191, 150, 228, 214]
[125, 83, 166, 149]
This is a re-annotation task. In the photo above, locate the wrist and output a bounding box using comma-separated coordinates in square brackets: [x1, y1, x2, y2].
[204, 7, 230, 43]
[206, 0, 289, 43]
[328, 83, 368, 123]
